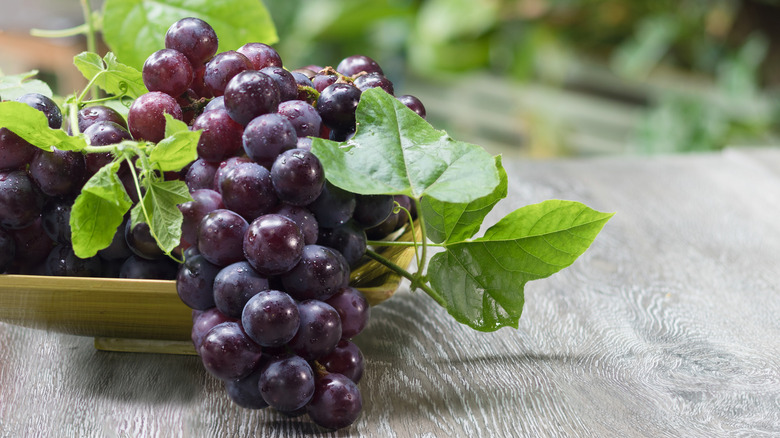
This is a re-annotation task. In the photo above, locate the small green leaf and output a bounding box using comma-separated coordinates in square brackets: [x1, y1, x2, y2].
[73, 51, 147, 99]
[312, 88, 499, 204]
[102, 0, 279, 70]
[422, 155, 508, 244]
[0, 69, 53, 100]
[71, 161, 133, 258]
[0, 101, 88, 152]
[150, 114, 200, 172]
[139, 180, 192, 253]
[428, 200, 613, 331]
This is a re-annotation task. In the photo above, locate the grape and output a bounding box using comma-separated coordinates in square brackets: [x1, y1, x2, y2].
[258, 355, 314, 412]
[311, 74, 337, 92]
[191, 307, 235, 349]
[28, 148, 86, 197]
[219, 161, 278, 222]
[0, 129, 37, 171]
[353, 194, 394, 228]
[191, 64, 210, 98]
[337, 55, 383, 77]
[236, 42, 283, 70]
[241, 113, 297, 169]
[0, 170, 44, 229]
[317, 83, 361, 131]
[45, 244, 103, 277]
[281, 245, 346, 301]
[259, 66, 298, 102]
[203, 51, 253, 97]
[165, 17, 219, 66]
[320, 340, 365, 383]
[177, 252, 220, 310]
[241, 289, 299, 347]
[119, 255, 178, 279]
[213, 156, 251, 192]
[97, 216, 133, 261]
[397, 95, 426, 119]
[225, 366, 269, 410]
[197, 209, 249, 267]
[307, 373, 362, 430]
[328, 128, 355, 142]
[125, 220, 164, 260]
[198, 321, 262, 381]
[191, 108, 244, 162]
[243, 213, 304, 276]
[308, 181, 356, 228]
[290, 72, 315, 102]
[127, 91, 183, 142]
[142, 48, 194, 97]
[325, 287, 370, 339]
[276, 100, 321, 138]
[203, 95, 225, 113]
[77, 105, 127, 133]
[83, 121, 131, 174]
[213, 261, 269, 319]
[353, 72, 394, 95]
[17, 93, 62, 129]
[223, 70, 280, 126]
[0, 227, 14, 273]
[269, 204, 318, 245]
[178, 188, 224, 247]
[185, 158, 219, 192]
[41, 198, 72, 245]
[270, 148, 325, 206]
[317, 221, 366, 268]
[392, 195, 413, 228]
[9, 218, 54, 267]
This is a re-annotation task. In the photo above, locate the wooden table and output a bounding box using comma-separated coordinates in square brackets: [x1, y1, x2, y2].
[1, 148, 779, 437]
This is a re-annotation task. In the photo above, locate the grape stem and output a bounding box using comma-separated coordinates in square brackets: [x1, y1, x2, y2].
[365, 248, 446, 308]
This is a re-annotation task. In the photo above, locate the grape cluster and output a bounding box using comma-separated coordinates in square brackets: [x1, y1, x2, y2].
[0, 96, 179, 278]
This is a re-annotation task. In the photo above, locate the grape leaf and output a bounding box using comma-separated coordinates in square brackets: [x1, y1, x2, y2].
[70, 161, 133, 258]
[102, 0, 279, 70]
[311, 88, 499, 204]
[73, 52, 148, 99]
[149, 114, 200, 171]
[427, 200, 614, 331]
[0, 69, 53, 100]
[135, 180, 192, 253]
[0, 101, 88, 152]
[422, 155, 508, 244]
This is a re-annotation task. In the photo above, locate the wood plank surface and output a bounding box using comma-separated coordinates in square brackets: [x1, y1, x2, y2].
[1, 149, 779, 437]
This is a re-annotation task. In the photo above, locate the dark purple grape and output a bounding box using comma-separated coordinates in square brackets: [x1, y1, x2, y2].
[203, 51, 254, 97]
[270, 148, 324, 206]
[143, 48, 194, 97]
[281, 245, 346, 301]
[325, 287, 370, 339]
[353, 194, 393, 229]
[9, 218, 54, 267]
[397, 95, 426, 119]
[276, 100, 321, 138]
[198, 321, 262, 381]
[45, 244, 103, 277]
[317, 83, 361, 131]
[177, 252, 221, 310]
[127, 91, 183, 142]
[77, 105, 127, 132]
[0, 129, 36, 171]
[83, 121, 131, 175]
[125, 220, 164, 260]
[392, 195, 413, 228]
[243, 214, 304, 276]
[28, 148, 86, 197]
[185, 158, 219, 192]
[0, 227, 14, 273]
[365, 212, 398, 240]
[191, 307, 235, 349]
[337, 55, 383, 77]
[213, 261, 269, 319]
[242, 289, 299, 347]
[17, 93, 62, 129]
[165, 17, 219, 66]
[97, 216, 132, 261]
[320, 340, 364, 383]
[225, 366, 269, 410]
[237, 42, 283, 70]
[213, 156, 251, 192]
[353, 72, 394, 95]
[0, 170, 44, 229]
[291, 72, 315, 102]
[203, 95, 225, 112]
[191, 64, 210, 98]
[197, 209, 248, 267]
[288, 299, 341, 360]
[223, 70, 280, 126]
[191, 108, 244, 162]
[317, 221, 366, 268]
[269, 204, 318, 245]
[328, 128, 355, 142]
[308, 181, 356, 228]
[259, 66, 297, 102]
[312, 74, 337, 92]
[41, 198, 72, 244]
[119, 254, 178, 279]
[307, 373, 362, 429]
[258, 355, 314, 412]
[241, 113, 297, 168]
[178, 188, 224, 247]
[219, 161, 278, 222]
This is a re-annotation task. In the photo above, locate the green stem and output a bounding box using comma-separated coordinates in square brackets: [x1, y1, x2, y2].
[367, 240, 444, 248]
[80, 0, 100, 99]
[30, 24, 89, 38]
[365, 248, 446, 307]
[413, 197, 429, 275]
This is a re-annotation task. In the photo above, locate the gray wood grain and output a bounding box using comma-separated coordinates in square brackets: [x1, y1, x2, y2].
[1, 148, 779, 437]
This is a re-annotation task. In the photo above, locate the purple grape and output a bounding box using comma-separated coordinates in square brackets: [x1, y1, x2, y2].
[317, 83, 361, 131]
[270, 148, 325, 206]
[127, 91, 183, 142]
[124, 220, 164, 260]
[258, 355, 314, 412]
[41, 198, 72, 244]
[17, 93, 62, 129]
[165, 17, 219, 66]
[213, 261, 269, 319]
[293, 67, 318, 78]
[225, 366, 269, 410]
[269, 204, 318, 245]
[223, 70, 280, 126]
[0, 129, 37, 171]
[337, 54, 383, 77]
[259, 66, 298, 102]
[77, 105, 127, 132]
[325, 287, 370, 339]
[242, 289, 299, 347]
[203, 51, 253, 97]
[197, 209, 249, 267]
[291, 72, 315, 102]
[0, 170, 44, 229]
[237, 42, 283, 70]
[198, 321, 263, 381]
[308, 181, 356, 228]
[353, 72, 394, 95]
[176, 251, 220, 310]
[83, 121, 131, 175]
[185, 158, 219, 192]
[312, 74, 337, 92]
[213, 156, 251, 192]
[143, 48, 194, 97]
[328, 128, 355, 142]
[191, 108, 244, 162]
[243, 214, 304, 276]
[353, 194, 394, 228]
[119, 254, 178, 279]
[178, 188, 223, 247]
[203, 95, 225, 112]
[9, 218, 54, 267]
[97, 216, 132, 261]
[191, 307, 235, 349]
[276, 100, 321, 138]
[307, 373, 362, 429]
[0, 227, 14, 273]
[45, 244, 103, 277]
[28, 148, 86, 197]
[319, 340, 364, 383]
[241, 113, 297, 169]
[281, 245, 346, 302]
[397, 94, 426, 119]
[317, 221, 367, 268]
[219, 161, 278, 222]
[288, 299, 341, 360]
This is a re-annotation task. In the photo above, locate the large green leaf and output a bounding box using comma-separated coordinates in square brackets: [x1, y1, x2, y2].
[428, 200, 613, 331]
[149, 114, 200, 171]
[0, 70, 52, 100]
[102, 0, 279, 70]
[311, 88, 499, 204]
[73, 52, 147, 99]
[134, 179, 192, 253]
[0, 101, 87, 152]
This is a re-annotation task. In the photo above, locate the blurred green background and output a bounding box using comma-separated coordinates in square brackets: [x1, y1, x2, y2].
[2, 0, 779, 157]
